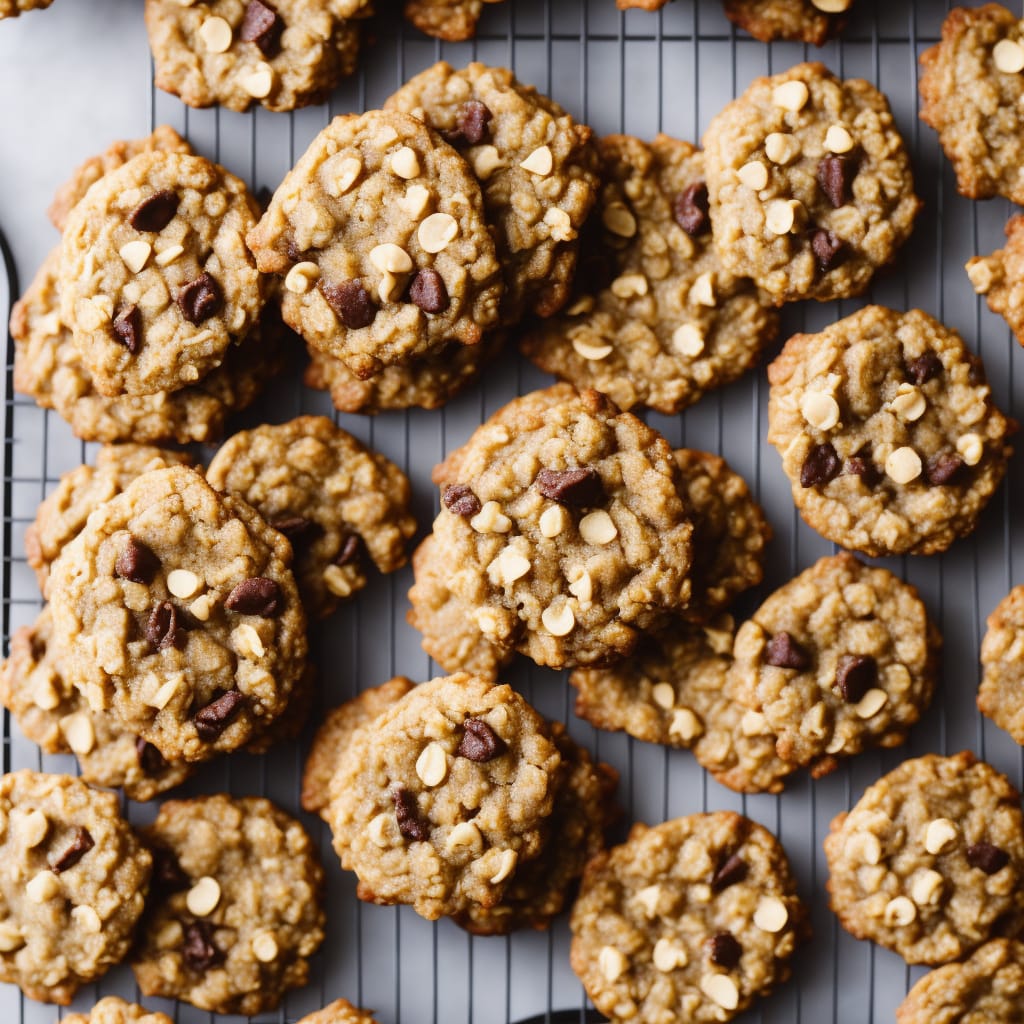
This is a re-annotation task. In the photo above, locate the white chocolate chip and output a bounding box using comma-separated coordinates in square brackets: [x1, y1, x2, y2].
[737, 161, 769, 190]
[883, 895, 917, 927]
[399, 183, 431, 220]
[199, 15, 232, 52]
[924, 818, 958, 855]
[579, 510, 617, 546]
[571, 336, 613, 361]
[232, 623, 265, 659]
[167, 569, 202, 599]
[285, 261, 320, 294]
[825, 124, 855, 153]
[189, 593, 214, 622]
[323, 564, 354, 598]
[700, 973, 739, 1011]
[911, 869, 944, 907]
[415, 742, 448, 787]
[489, 849, 518, 884]
[390, 146, 421, 179]
[544, 206, 574, 242]
[753, 895, 789, 933]
[889, 383, 926, 422]
[239, 62, 274, 99]
[470, 501, 512, 534]
[539, 505, 567, 538]
[470, 145, 504, 180]
[611, 273, 648, 299]
[60, 712, 96, 755]
[765, 199, 804, 236]
[567, 570, 593, 605]
[653, 937, 688, 972]
[635, 884, 661, 918]
[672, 323, 705, 357]
[688, 272, 716, 308]
[418, 212, 459, 253]
[253, 930, 279, 962]
[369, 243, 413, 274]
[487, 546, 531, 586]
[186, 876, 221, 917]
[445, 822, 483, 852]
[811, 0, 852, 10]
[885, 446, 922, 485]
[367, 813, 392, 848]
[772, 79, 810, 112]
[957, 433, 984, 466]
[845, 831, 882, 865]
[668, 707, 704, 742]
[651, 682, 676, 710]
[994, 37, 1024, 74]
[603, 202, 638, 238]
[765, 132, 801, 165]
[26, 871, 60, 903]
[72, 905, 102, 934]
[520, 145, 553, 176]
[330, 156, 362, 197]
[599, 945, 627, 983]
[801, 391, 840, 431]
[147, 676, 181, 711]
[16, 809, 49, 849]
[541, 602, 576, 637]
[119, 240, 152, 274]
[0, 923, 23, 952]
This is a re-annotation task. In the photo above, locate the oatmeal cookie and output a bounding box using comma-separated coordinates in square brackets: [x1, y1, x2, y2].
[723, 0, 853, 46]
[570, 813, 808, 1024]
[132, 794, 324, 1015]
[966, 214, 1024, 349]
[0, 770, 152, 1004]
[404, 0, 505, 40]
[767, 306, 1013, 556]
[206, 415, 417, 618]
[825, 752, 1024, 965]
[298, 1000, 381, 1024]
[48, 465, 307, 763]
[703, 62, 920, 304]
[64, 998, 173, 1024]
[520, 134, 778, 414]
[978, 585, 1024, 744]
[385, 61, 601, 322]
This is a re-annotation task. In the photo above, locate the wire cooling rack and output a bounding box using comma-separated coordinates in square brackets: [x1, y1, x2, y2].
[3, 1, 1024, 1021]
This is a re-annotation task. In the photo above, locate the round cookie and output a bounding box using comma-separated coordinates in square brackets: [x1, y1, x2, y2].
[298, 999, 381, 1024]
[60, 150, 264, 396]
[520, 134, 778, 414]
[48, 464, 307, 763]
[206, 415, 417, 619]
[896, 938, 1024, 1024]
[322, 673, 562, 921]
[767, 305, 1013, 556]
[966, 214, 1024, 349]
[132, 794, 325, 1015]
[247, 109, 502, 380]
[385, 61, 602, 322]
[727, 552, 938, 771]
[703, 62, 920, 304]
[64, 997, 173, 1024]
[723, 0, 853, 45]
[919, 5, 1024, 205]
[570, 813, 808, 1024]
[404, 0, 504, 40]
[0, 0, 53, 17]
[0, 770, 152, 1005]
[826, 752, 1024, 965]
[978, 585, 1024, 744]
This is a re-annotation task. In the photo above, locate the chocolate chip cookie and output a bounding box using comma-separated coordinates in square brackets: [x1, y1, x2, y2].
[247, 108, 503, 380]
[206, 415, 417, 618]
[404, 0, 505, 39]
[0, 770, 152, 1004]
[825, 751, 1024, 965]
[966, 214, 1024, 349]
[723, 0, 854, 45]
[48, 464, 307, 763]
[570, 813, 808, 1024]
[298, 999, 380, 1024]
[520, 134, 778, 414]
[64, 998, 173, 1024]
[978, 585, 1024, 745]
[767, 305, 1013, 556]
[385, 61, 601, 322]
[703, 62, 920, 304]
[60, 150, 265, 396]
[132, 794, 325, 1015]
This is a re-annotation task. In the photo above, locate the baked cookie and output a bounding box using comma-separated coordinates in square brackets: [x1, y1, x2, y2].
[826, 752, 1024, 965]
[768, 306, 1013, 556]
[145, 0, 366, 113]
[967, 214, 1024, 349]
[247, 108, 502, 380]
[206, 416, 417, 618]
[428, 385, 694, 668]
[11, 248, 290, 445]
[404, 0, 505, 40]
[0, 0, 53, 17]
[723, 0, 853, 45]
[64, 998, 172, 1024]
[919, 5, 1024, 204]
[385, 61, 602, 322]
[321, 673, 562, 921]
[132, 794, 324, 1015]
[896, 938, 1024, 1023]
[978, 585, 1024, 744]
[48, 465, 307, 763]
[570, 813, 808, 1024]
[298, 999, 380, 1024]
[728, 552, 938, 771]
[703, 62, 920, 305]
[0, 770, 152, 1004]
[520, 134, 778, 414]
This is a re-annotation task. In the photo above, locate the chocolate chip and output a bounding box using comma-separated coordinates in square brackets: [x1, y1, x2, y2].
[334, 531, 362, 567]
[706, 932, 742, 969]
[967, 354, 986, 386]
[834, 654, 877, 703]
[320, 280, 376, 329]
[392, 787, 430, 842]
[194, 689, 247, 741]
[225, 577, 282, 617]
[146, 601, 185, 650]
[177, 272, 222, 325]
[129, 189, 179, 232]
[817, 154, 855, 208]
[673, 182, 710, 236]
[135, 736, 167, 775]
[925, 452, 963, 486]
[811, 228, 845, 272]
[845, 449, 881, 488]
[764, 631, 811, 670]
[408, 269, 450, 314]
[905, 350, 943, 386]
[115, 536, 159, 584]
[183, 920, 223, 972]
[535, 467, 604, 507]
[456, 718, 507, 762]
[443, 484, 481, 518]
[270, 515, 322, 549]
[458, 100, 493, 144]
[966, 842, 1010, 874]
[112, 304, 142, 354]
[151, 845, 189, 894]
[711, 853, 748, 892]
[240, 0, 283, 56]
[49, 827, 94, 873]
[800, 442, 841, 488]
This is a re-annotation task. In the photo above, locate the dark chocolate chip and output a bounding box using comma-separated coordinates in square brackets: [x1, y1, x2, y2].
[456, 100, 493, 145]
[320, 280, 376, 329]
[177, 272, 222, 325]
[49, 826, 94, 873]
[334, 531, 363, 567]
[535, 467, 604, 507]
[967, 354, 986, 386]
[706, 932, 743, 969]
[270, 515, 322, 549]
[194, 689, 247, 741]
[129, 189, 179, 232]
[183, 920, 223, 972]
[392, 787, 430, 842]
[135, 736, 168, 775]
[834, 654, 877, 703]
[817, 154, 855, 208]
[456, 718, 507, 762]
[115, 536, 159, 584]
[711, 853, 748, 892]
[146, 601, 185, 651]
[966, 842, 1010, 875]
[408, 269, 450, 314]
[764, 631, 811, 670]
[151, 845, 189, 893]
[800, 442, 841, 488]
[112, 305, 142, 354]
[443, 484, 481, 518]
[224, 577, 282, 617]
[240, 0, 283, 56]
[673, 182, 710, 236]
[811, 228, 845, 272]
[905, 351, 943, 386]
[845, 450, 881, 488]
[925, 452, 964, 486]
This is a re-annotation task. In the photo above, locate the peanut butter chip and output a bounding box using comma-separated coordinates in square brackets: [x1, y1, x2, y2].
[883, 895, 917, 926]
[652, 937, 688, 972]
[738, 161, 769, 190]
[765, 132, 801, 165]
[603, 202, 638, 238]
[772, 79, 810, 112]
[885, 446, 922, 484]
[572, 336, 613, 361]
[26, 870, 60, 903]
[418, 213, 459, 253]
[672, 323, 705, 357]
[520, 145, 553, 176]
[825, 124, 855, 153]
[390, 146, 421, 179]
[924, 818, 959, 855]
[252, 930, 279, 962]
[541, 602, 576, 637]
[994, 38, 1024, 74]
[239, 63, 274, 99]
[285, 261, 320, 294]
[370, 243, 413, 274]
[186, 876, 222, 917]
[599, 945, 627, 982]
[119, 240, 152, 274]
[72, 905, 102, 933]
[753, 895, 789, 932]
[167, 568, 202, 599]
[579, 510, 618, 546]
[199, 15, 233, 52]
[17, 809, 49, 849]
[489, 849, 518, 884]
[765, 199, 804, 235]
[700, 973, 740, 1010]
[539, 505, 567, 538]
[651, 682, 676, 709]
[415, 741, 448, 787]
[801, 391, 840, 431]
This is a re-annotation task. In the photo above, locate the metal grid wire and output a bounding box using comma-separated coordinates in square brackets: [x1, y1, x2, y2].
[3, 1, 1024, 1021]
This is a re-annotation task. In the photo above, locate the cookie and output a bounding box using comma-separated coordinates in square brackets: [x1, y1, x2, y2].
[896, 938, 1024, 1024]
[827, 752, 1024, 965]
[919, 5, 1024, 204]
[0, 0, 53, 17]
[320, 673, 562, 921]
[145, 0, 366, 112]
[570, 812, 808, 1024]
[428, 384, 695, 668]
[966, 214, 1024, 349]
[978, 585, 1024, 744]
[0, 770, 152, 1004]
[723, 0, 853, 45]
[63, 997, 172, 1024]
[404, 0, 504, 40]
[728, 552, 938, 771]
[48, 464, 307, 763]
[767, 305, 1013, 556]
[298, 999, 381, 1024]
[520, 134, 778, 414]
[247, 108, 502, 380]
[132, 794, 324, 1015]
[206, 415, 417, 618]
[703, 62, 920, 305]
[60, 150, 265, 396]
[385, 61, 602, 322]
[11, 247, 290, 444]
